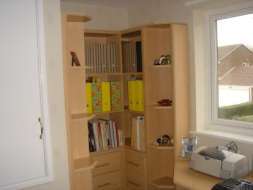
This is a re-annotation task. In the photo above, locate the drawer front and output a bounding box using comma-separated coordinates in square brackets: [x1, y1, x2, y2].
[126, 150, 146, 189]
[126, 150, 145, 174]
[126, 159, 145, 175]
[126, 165, 145, 189]
[93, 152, 121, 175]
[94, 171, 121, 190]
[126, 179, 145, 190]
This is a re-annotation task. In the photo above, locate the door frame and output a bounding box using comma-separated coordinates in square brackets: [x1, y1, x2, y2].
[3, 0, 53, 189]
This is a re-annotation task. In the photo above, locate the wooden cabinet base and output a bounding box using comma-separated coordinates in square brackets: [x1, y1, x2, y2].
[94, 171, 121, 190]
[73, 170, 93, 190]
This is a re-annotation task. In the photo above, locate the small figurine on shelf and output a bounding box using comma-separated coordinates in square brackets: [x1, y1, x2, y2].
[157, 99, 173, 106]
[70, 51, 81, 67]
[155, 134, 174, 147]
[154, 54, 172, 66]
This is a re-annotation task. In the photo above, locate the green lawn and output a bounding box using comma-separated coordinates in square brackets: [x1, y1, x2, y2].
[218, 102, 253, 122]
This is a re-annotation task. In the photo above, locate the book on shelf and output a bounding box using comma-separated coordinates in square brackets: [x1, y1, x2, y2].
[88, 119, 124, 152]
[110, 81, 122, 112]
[135, 80, 144, 112]
[128, 80, 144, 112]
[85, 80, 122, 114]
[101, 82, 111, 112]
[85, 38, 121, 73]
[136, 41, 142, 72]
[131, 116, 145, 151]
[122, 41, 142, 73]
[128, 80, 135, 111]
[86, 82, 93, 114]
[91, 81, 102, 113]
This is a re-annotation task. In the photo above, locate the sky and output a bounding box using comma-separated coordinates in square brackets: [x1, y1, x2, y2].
[217, 14, 253, 48]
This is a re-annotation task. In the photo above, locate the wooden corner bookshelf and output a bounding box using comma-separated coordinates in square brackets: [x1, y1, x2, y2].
[63, 14, 189, 190]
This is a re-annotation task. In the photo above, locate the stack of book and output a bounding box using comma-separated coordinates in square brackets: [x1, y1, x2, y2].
[86, 80, 122, 113]
[88, 119, 124, 152]
[131, 116, 145, 151]
[85, 39, 121, 73]
[128, 80, 144, 112]
[122, 41, 142, 72]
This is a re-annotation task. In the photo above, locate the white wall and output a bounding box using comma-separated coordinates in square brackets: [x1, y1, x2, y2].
[23, 0, 70, 190]
[61, 1, 129, 30]
[61, 0, 191, 30]
[128, 0, 190, 27]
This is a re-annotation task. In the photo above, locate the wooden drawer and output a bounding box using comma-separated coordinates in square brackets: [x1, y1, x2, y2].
[92, 152, 121, 176]
[93, 171, 121, 190]
[126, 150, 145, 174]
[126, 173, 145, 190]
[127, 180, 145, 190]
[126, 150, 146, 190]
[126, 164, 145, 190]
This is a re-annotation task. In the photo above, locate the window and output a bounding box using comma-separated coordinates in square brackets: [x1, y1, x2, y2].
[212, 13, 253, 124]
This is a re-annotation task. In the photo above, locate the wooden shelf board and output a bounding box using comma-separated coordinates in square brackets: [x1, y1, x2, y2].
[71, 112, 95, 120]
[124, 145, 146, 153]
[68, 66, 86, 71]
[90, 147, 123, 156]
[153, 65, 172, 68]
[151, 176, 175, 189]
[92, 111, 124, 115]
[84, 29, 120, 37]
[71, 110, 123, 120]
[153, 105, 173, 110]
[123, 72, 143, 76]
[67, 15, 91, 22]
[121, 36, 142, 42]
[86, 72, 123, 76]
[74, 157, 96, 172]
[148, 144, 174, 150]
[125, 109, 144, 114]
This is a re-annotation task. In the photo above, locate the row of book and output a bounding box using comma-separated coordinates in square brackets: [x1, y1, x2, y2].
[131, 116, 145, 151]
[86, 81, 122, 113]
[122, 41, 142, 73]
[128, 80, 144, 112]
[88, 119, 123, 152]
[85, 39, 121, 73]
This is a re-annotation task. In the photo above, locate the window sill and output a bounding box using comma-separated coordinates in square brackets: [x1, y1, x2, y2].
[190, 129, 253, 145]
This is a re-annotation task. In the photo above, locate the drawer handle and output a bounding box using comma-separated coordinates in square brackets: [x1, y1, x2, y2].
[95, 163, 110, 168]
[98, 182, 111, 188]
[127, 161, 140, 167]
[128, 180, 140, 187]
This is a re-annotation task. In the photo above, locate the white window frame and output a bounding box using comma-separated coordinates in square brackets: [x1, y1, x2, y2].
[209, 6, 253, 129]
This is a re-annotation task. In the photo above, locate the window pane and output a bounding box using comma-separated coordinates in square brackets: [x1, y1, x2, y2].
[217, 14, 253, 123]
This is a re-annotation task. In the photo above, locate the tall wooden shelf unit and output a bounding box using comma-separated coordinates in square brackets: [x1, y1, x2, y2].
[142, 25, 189, 190]
[63, 14, 189, 190]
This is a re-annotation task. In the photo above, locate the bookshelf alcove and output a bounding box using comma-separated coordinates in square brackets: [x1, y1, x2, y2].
[63, 14, 189, 190]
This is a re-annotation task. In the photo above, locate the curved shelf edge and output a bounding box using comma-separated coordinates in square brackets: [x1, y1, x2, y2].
[71, 112, 95, 120]
[74, 157, 97, 173]
[153, 105, 173, 110]
[67, 15, 91, 23]
[152, 65, 172, 68]
[71, 111, 124, 120]
[148, 144, 174, 150]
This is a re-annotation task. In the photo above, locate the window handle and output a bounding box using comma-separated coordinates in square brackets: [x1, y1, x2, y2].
[38, 117, 44, 140]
